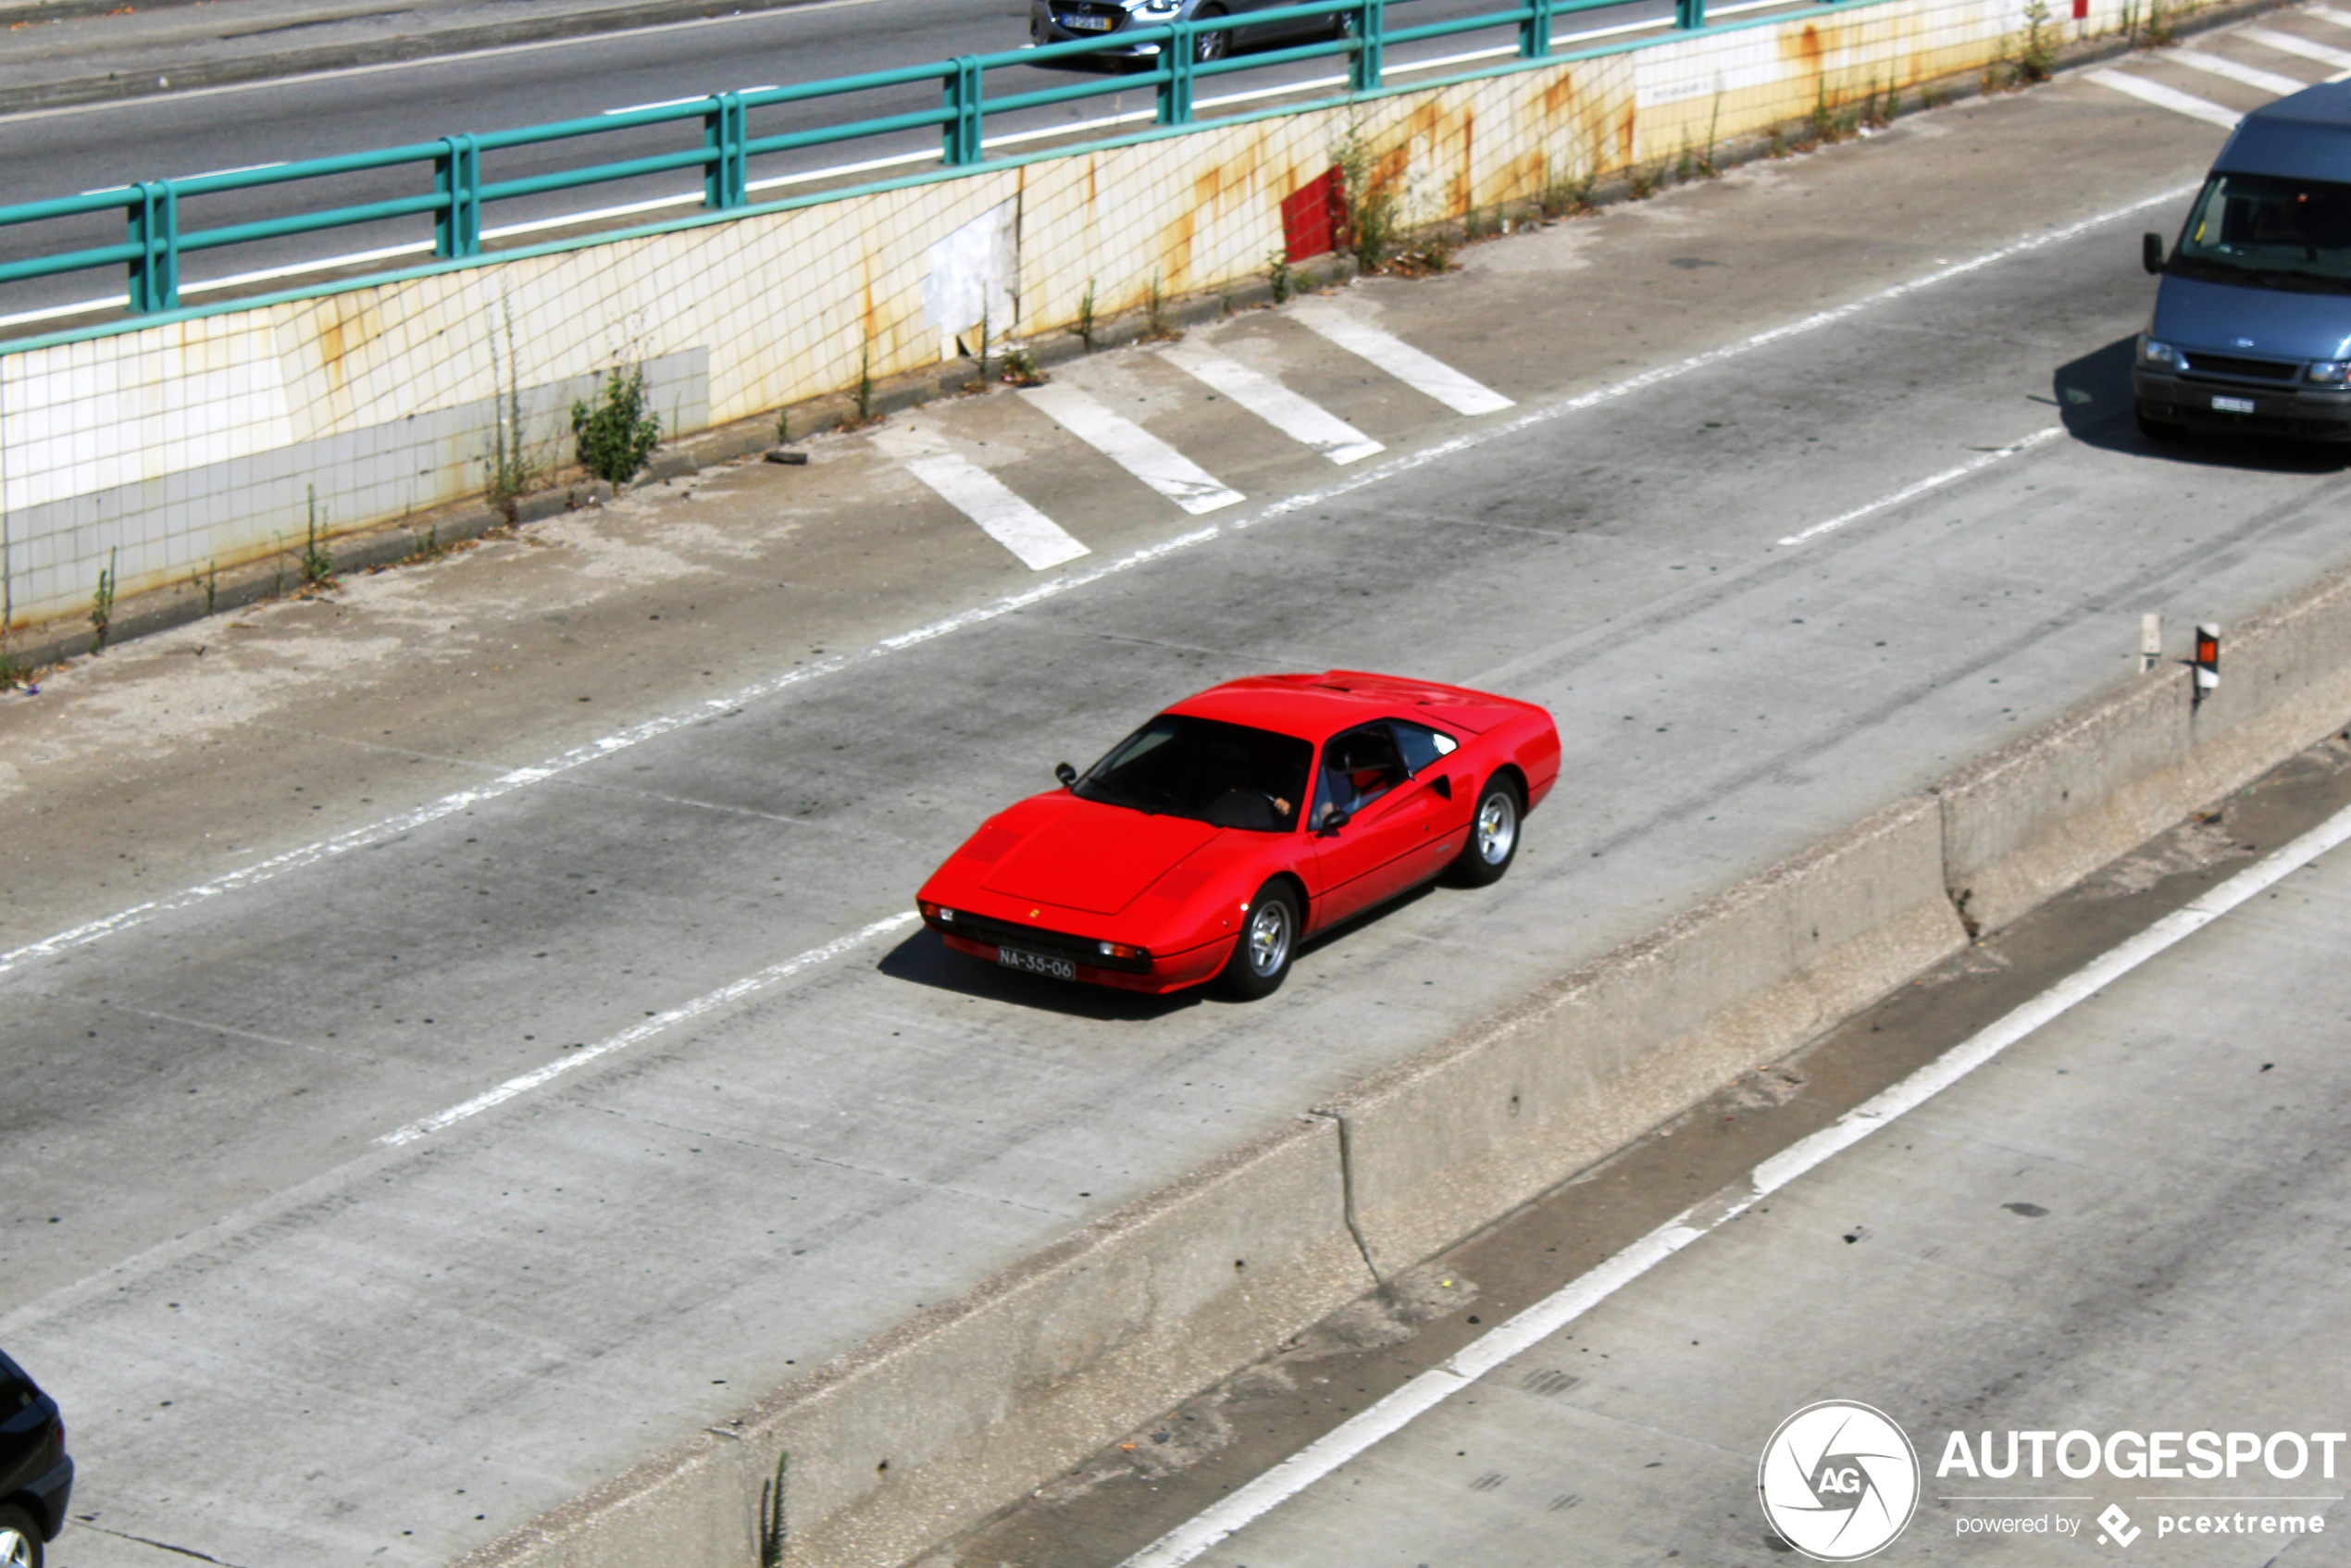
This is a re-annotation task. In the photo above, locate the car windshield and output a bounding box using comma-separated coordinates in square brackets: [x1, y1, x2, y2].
[1075, 715, 1312, 832]
[2171, 171, 2351, 293]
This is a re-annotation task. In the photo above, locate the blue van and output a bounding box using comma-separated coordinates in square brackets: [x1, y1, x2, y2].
[2135, 80, 2351, 441]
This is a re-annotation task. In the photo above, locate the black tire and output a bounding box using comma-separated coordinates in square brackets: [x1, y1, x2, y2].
[1192, 5, 1229, 62]
[1215, 880, 1300, 1000]
[2136, 405, 2186, 443]
[0, 1504, 44, 1568]
[1331, 5, 1359, 40]
[1452, 775, 1523, 887]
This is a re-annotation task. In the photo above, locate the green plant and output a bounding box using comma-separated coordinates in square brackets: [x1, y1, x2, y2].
[485, 298, 537, 517]
[88, 545, 117, 654]
[1000, 344, 1046, 386]
[1142, 270, 1179, 340]
[854, 340, 875, 423]
[2017, 0, 2058, 81]
[1266, 253, 1293, 304]
[1073, 279, 1098, 352]
[2145, 0, 2172, 45]
[1391, 234, 1455, 276]
[300, 485, 336, 590]
[407, 525, 445, 564]
[1334, 123, 1403, 271]
[1627, 163, 1660, 200]
[968, 307, 991, 386]
[0, 651, 23, 691]
[776, 405, 789, 443]
[571, 365, 663, 485]
[758, 1450, 789, 1568]
[188, 559, 218, 616]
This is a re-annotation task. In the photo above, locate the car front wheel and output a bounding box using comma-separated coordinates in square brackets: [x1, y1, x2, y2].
[1192, 5, 1229, 61]
[0, 1504, 44, 1568]
[1215, 880, 1299, 999]
[1453, 776, 1522, 886]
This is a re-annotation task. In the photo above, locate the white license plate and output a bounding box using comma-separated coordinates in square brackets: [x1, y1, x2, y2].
[999, 945, 1076, 979]
[2211, 394, 2258, 414]
[1057, 12, 1112, 28]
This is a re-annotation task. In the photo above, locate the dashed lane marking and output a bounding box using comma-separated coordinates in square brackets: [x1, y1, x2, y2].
[868, 424, 1092, 571]
[1777, 426, 2066, 547]
[1156, 342, 1385, 465]
[1287, 299, 1515, 416]
[2086, 68, 2245, 127]
[1019, 381, 1246, 515]
[2165, 45, 2312, 95]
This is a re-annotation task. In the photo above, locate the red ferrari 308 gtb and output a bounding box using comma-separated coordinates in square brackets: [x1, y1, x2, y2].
[915, 672, 1561, 1000]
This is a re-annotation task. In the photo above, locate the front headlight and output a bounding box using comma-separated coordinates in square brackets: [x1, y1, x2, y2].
[2138, 334, 2187, 372]
[1135, 0, 1181, 13]
[2308, 360, 2351, 384]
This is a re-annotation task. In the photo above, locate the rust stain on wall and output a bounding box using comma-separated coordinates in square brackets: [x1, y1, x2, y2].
[314, 294, 387, 395]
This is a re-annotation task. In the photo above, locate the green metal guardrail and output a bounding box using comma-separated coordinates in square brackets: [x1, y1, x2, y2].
[0, 0, 1744, 320]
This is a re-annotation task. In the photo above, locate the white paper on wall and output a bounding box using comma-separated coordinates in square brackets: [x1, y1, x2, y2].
[921, 198, 1020, 340]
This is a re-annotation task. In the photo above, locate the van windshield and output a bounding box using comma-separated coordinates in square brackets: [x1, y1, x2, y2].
[2171, 172, 2351, 294]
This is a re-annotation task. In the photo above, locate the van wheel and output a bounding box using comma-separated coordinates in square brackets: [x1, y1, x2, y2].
[2136, 405, 2186, 442]
[0, 1504, 44, 1568]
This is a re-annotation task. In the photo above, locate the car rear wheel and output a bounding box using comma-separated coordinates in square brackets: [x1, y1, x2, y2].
[1453, 776, 1522, 886]
[0, 1505, 44, 1568]
[1192, 5, 1230, 61]
[1215, 881, 1299, 999]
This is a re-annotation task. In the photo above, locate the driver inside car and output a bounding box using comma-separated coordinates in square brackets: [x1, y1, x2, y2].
[1316, 725, 1408, 826]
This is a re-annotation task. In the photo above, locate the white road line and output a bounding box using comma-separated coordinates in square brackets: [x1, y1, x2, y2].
[869, 424, 1092, 569]
[2240, 24, 2351, 71]
[1287, 300, 1514, 416]
[379, 910, 916, 1145]
[0, 181, 2196, 982]
[602, 86, 775, 115]
[1156, 342, 1384, 464]
[2086, 68, 2245, 128]
[2166, 45, 2311, 96]
[1120, 795, 2351, 1568]
[1019, 381, 1245, 514]
[1776, 426, 2064, 547]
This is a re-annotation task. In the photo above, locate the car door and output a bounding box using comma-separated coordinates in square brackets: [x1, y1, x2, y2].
[1306, 722, 1449, 926]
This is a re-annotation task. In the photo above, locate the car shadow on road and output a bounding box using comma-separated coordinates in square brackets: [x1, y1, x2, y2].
[2054, 336, 2351, 473]
[877, 927, 1203, 1020]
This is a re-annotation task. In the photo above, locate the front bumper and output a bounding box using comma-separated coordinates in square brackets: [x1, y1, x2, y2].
[926, 905, 1234, 992]
[1030, 0, 1163, 53]
[26, 1453, 72, 1539]
[2134, 368, 2351, 441]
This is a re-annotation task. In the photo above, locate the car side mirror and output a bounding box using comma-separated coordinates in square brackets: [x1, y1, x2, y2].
[1318, 809, 1351, 836]
[1430, 774, 1453, 801]
[1054, 762, 1077, 788]
[2143, 231, 2165, 275]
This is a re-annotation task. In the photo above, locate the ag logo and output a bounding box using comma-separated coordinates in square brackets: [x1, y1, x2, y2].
[1757, 1400, 1921, 1562]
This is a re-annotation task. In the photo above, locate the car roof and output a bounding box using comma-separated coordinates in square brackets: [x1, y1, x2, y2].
[2218, 80, 2351, 179]
[1168, 672, 1519, 740]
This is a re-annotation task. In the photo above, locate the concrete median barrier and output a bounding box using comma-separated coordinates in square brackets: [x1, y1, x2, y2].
[1324, 796, 1967, 1276]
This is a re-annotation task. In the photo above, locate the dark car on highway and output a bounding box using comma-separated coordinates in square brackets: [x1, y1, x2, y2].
[0, 1350, 71, 1568]
[1031, 0, 1355, 62]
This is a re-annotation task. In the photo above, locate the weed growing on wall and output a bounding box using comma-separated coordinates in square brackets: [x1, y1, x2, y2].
[1334, 122, 1402, 271]
[0, 651, 23, 691]
[485, 294, 541, 518]
[854, 341, 876, 424]
[571, 366, 663, 485]
[1073, 280, 1098, 352]
[2016, 0, 2059, 81]
[1142, 270, 1179, 341]
[88, 546, 117, 654]
[999, 345, 1047, 386]
[300, 485, 337, 590]
[1265, 252, 1294, 304]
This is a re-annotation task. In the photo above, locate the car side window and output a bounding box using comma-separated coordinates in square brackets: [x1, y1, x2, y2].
[1315, 724, 1410, 824]
[1388, 719, 1459, 775]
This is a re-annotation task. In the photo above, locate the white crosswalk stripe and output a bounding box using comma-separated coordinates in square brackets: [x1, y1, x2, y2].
[1156, 342, 1386, 464]
[869, 425, 1092, 571]
[2240, 24, 2351, 71]
[1288, 300, 1515, 416]
[1018, 381, 1245, 514]
[2309, 3, 2351, 31]
[2167, 45, 2311, 95]
[2087, 68, 2245, 127]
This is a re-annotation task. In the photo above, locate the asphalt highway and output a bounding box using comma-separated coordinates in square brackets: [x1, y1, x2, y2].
[6, 24, 2351, 1568]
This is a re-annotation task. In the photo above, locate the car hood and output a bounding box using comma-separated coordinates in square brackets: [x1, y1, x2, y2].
[2154, 272, 2351, 362]
[977, 795, 1223, 916]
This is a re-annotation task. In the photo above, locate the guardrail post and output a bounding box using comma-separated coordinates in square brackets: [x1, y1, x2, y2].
[1158, 21, 1196, 125]
[943, 56, 985, 165]
[1675, 0, 1703, 26]
[1350, 0, 1383, 90]
[1519, 0, 1553, 56]
[704, 92, 749, 209]
[435, 134, 481, 258]
[125, 180, 178, 314]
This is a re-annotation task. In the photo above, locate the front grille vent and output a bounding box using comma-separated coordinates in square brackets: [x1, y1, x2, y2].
[2183, 353, 2300, 382]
